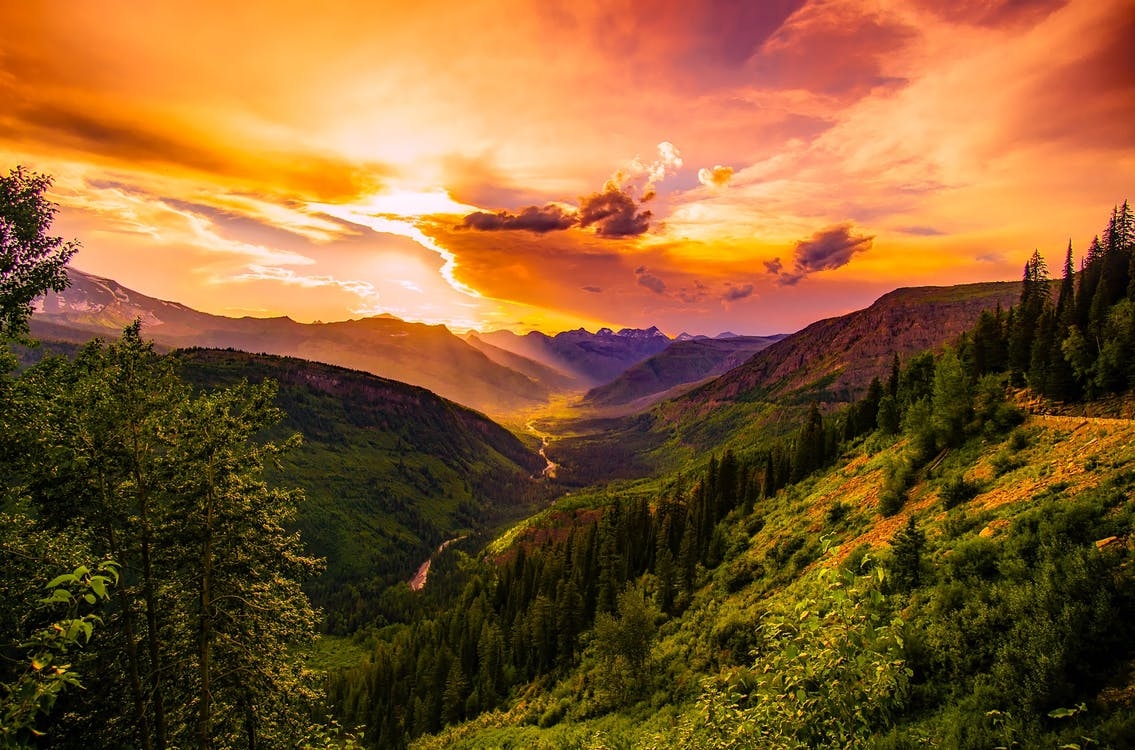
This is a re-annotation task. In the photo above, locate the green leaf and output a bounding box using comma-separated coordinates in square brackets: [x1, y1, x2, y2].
[45, 573, 76, 590]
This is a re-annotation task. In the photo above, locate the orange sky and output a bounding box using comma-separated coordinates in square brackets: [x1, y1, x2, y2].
[1, 0, 1132, 335]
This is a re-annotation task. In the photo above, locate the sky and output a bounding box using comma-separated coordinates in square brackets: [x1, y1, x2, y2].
[1, 0, 1133, 336]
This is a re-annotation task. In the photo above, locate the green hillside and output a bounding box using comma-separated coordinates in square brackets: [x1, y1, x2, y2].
[356, 385, 1135, 750]
[324, 204, 1135, 748]
[173, 348, 551, 632]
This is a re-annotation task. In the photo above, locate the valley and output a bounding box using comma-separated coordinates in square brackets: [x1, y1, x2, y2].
[7, 202, 1135, 749]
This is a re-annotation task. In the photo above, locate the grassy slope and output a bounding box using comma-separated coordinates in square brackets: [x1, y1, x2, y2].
[410, 409, 1135, 748]
[172, 349, 549, 610]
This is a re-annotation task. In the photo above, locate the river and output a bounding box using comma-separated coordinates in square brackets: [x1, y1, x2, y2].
[526, 419, 558, 479]
[408, 535, 467, 592]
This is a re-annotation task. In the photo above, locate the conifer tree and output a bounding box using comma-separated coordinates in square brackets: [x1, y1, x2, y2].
[1009, 250, 1049, 380]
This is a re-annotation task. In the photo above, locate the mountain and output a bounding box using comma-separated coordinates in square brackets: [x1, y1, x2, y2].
[477, 325, 672, 387]
[32, 269, 555, 417]
[463, 333, 581, 392]
[581, 334, 788, 411]
[173, 348, 549, 633]
[678, 281, 1021, 410]
[547, 282, 1023, 484]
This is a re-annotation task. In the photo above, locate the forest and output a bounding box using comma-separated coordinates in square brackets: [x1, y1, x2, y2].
[2, 164, 1134, 749]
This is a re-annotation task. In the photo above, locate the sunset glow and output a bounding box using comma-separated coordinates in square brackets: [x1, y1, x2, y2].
[2, 0, 1132, 334]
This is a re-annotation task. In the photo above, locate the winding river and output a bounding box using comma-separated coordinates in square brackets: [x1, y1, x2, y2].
[526, 420, 558, 479]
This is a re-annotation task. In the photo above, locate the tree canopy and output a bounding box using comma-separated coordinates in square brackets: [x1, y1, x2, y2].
[0, 167, 78, 340]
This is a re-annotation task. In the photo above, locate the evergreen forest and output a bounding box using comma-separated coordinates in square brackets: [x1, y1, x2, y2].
[3, 166, 1135, 749]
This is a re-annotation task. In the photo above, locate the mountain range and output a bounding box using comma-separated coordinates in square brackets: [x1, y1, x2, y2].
[580, 334, 787, 411]
[33, 269, 562, 417]
[470, 326, 673, 387]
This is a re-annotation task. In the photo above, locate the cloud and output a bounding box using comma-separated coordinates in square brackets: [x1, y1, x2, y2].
[232, 265, 380, 300]
[582, 285, 602, 293]
[911, 0, 1067, 29]
[766, 223, 873, 285]
[579, 187, 653, 237]
[462, 204, 577, 233]
[454, 141, 679, 239]
[896, 225, 946, 236]
[795, 223, 873, 271]
[722, 283, 754, 301]
[677, 279, 711, 304]
[635, 266, 667, 294]
[697, 165, 734, 188]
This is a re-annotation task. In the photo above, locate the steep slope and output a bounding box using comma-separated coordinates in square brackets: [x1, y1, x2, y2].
[682, 282, 1020, 408]
[398, 408, 1135, 750]
[32, 268, 552, 417]
[478, 325, 672, 386]
[172, 348, 548, 632]
[581, 334, 787, 410]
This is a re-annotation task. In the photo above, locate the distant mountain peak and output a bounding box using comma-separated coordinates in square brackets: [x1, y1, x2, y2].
[615, 325, 667, 339]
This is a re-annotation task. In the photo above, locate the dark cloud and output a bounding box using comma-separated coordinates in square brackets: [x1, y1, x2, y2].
[579, 187, 652, 237]
[459, 183, 653, 240]
[677, 279, 711, 304]
[794, 224, 873, 272]
[582, 285, 602, 293]
[897, 225, 946, 236]
[766, 224, 873, 286]
[722, 283, 754, 301]
[462, 204, 577, 233]
[635, 266, 666, 294]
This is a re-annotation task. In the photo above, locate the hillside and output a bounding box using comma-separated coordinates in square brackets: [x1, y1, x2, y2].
[581, 334, 787, 411]
[385, 403, 1135, 749]
[172, 348, 549, 632]
[32, 269, 559, 417]
[682, 281, 1021, 408]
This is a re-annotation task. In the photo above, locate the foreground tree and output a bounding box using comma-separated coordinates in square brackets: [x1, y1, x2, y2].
[0, 167, 78, 341]
[12, 327, 323, 749]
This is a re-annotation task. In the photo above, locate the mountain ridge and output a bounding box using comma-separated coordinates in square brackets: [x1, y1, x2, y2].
[33, 268, 559, 418]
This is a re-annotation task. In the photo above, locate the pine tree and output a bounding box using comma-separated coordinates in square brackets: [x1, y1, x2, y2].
[889, 517, 926, 592]
[1009, 250, 1050, 380]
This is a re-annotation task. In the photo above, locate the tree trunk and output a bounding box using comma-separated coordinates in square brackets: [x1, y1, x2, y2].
[197, 460, 216, 750]
[133, 425, 168, 750]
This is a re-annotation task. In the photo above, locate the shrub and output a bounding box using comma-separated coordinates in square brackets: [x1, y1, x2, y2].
[1008, 427, 1031, 452]
[879, 456, 915, 516]
[939, 473, 981, 509]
